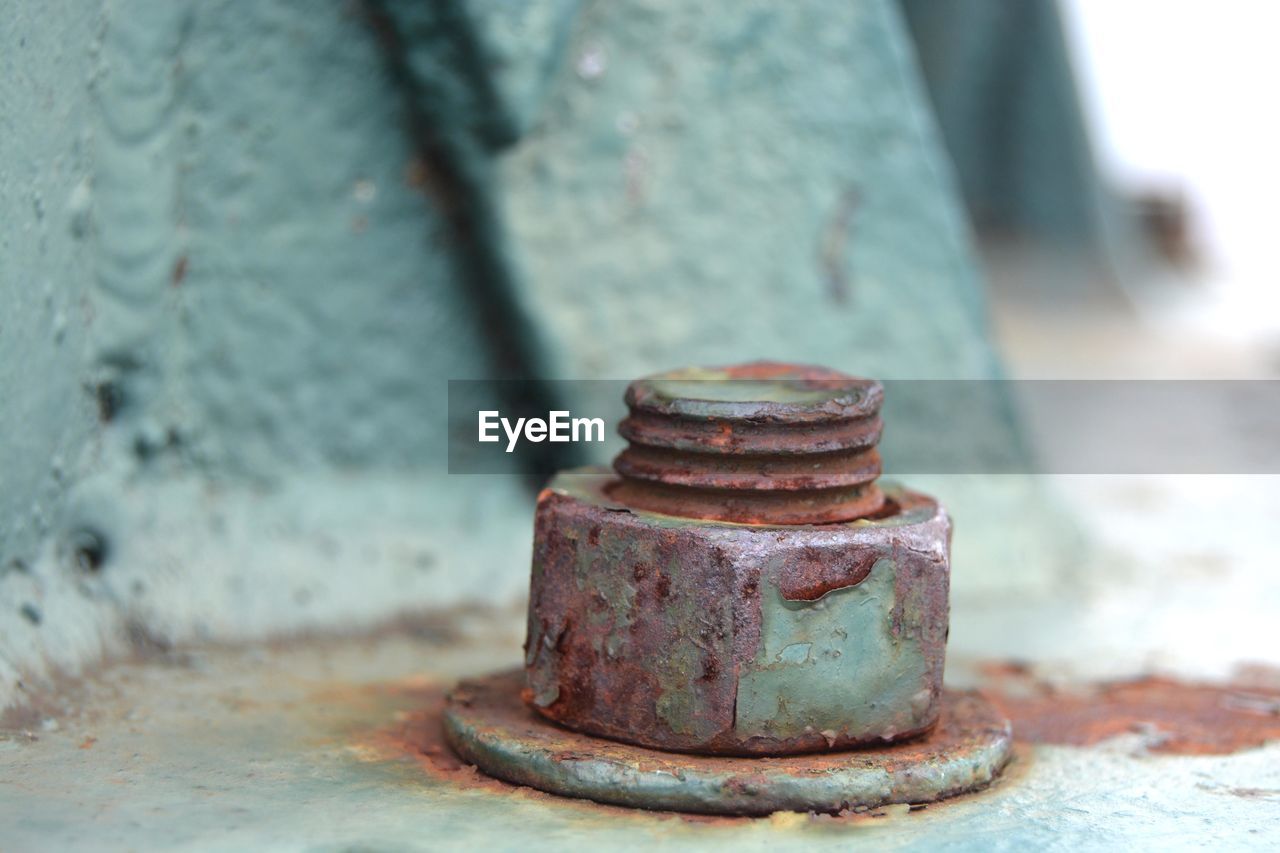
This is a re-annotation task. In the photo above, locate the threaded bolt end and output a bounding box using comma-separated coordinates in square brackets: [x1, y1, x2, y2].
[609, 362, 887, 524]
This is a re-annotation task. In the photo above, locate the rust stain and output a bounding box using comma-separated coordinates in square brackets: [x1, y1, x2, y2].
[606, 478, 885, 526]
[348, 681, 738, 823]
[344, 674, 1011, 824]
[350, 683, 494, 787]
[985, 664, 1280, 755]
[776, 547, 877, 602]
[446, 671, 1009, 817]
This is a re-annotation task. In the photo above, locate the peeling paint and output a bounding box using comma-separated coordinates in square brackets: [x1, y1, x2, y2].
[525, 468, 949, 755]
[734, 558, 932, 745]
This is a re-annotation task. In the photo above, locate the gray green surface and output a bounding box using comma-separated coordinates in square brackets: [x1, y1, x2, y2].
[4, 2, 1273, 848]
[736, 561, 929, 738]
[0, 0, 536, 707]
[1, 0, 1039, 713]
[2, 623, 1277, 850]
[502, 0, 1000, 381]
[0, 0, 101, 638]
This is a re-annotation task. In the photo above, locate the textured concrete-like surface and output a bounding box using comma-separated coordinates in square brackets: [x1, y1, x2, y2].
[0, 3, 102, 619]
[502, 0, 998, 381]
[0, 0, 538, 709]
[1, 623, 1277, 850]
[0, 0, 125, 714]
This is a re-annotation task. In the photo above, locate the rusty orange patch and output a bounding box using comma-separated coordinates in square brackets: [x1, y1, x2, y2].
[985, 664, 1280, 755]
[350, 683, 733, 820]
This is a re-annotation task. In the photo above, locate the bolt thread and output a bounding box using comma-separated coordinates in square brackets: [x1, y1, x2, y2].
[609, 363, 887, 524]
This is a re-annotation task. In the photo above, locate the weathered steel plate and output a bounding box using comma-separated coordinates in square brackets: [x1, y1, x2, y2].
[443, 670, 1012, 816]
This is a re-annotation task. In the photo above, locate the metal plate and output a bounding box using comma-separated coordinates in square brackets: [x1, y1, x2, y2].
[443, 669, 1012, 816]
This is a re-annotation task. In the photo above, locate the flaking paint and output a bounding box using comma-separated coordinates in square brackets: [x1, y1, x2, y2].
[735, 557, 931, 744]
[525, 468, 949, 754]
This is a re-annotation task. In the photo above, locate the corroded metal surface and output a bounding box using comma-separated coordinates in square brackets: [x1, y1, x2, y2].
[612, 363, 886, 524]
[524, 469, 951, 755]
[980, 664, 1280, 755]
[445, 669, 1010, 815]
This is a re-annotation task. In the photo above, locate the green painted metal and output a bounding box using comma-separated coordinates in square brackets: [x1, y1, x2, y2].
[0, 1, 1272, 847]
[735, 558, 930, 741]
[0, 0, 1070, 763]
[0, 2, 100, 609]
[0, 0, 537, 707]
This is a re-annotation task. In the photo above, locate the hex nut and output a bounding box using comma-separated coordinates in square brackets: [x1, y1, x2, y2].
[524, 467, 951, 756]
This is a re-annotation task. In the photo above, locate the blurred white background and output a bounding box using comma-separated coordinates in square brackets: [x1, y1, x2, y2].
[1064, 0, 1280, 346]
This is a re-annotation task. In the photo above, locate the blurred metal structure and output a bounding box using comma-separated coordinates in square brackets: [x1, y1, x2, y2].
[900, 0, 1174, 309]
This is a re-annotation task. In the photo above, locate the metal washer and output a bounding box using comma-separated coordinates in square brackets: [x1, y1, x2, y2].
[443, 669, 1013, 816]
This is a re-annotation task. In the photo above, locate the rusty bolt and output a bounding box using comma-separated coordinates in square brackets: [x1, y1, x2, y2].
[523, 363, 951, 756]
[611, 363, 886, 524]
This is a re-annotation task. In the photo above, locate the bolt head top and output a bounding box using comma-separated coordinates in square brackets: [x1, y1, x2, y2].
[625, 362, 883, 426]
